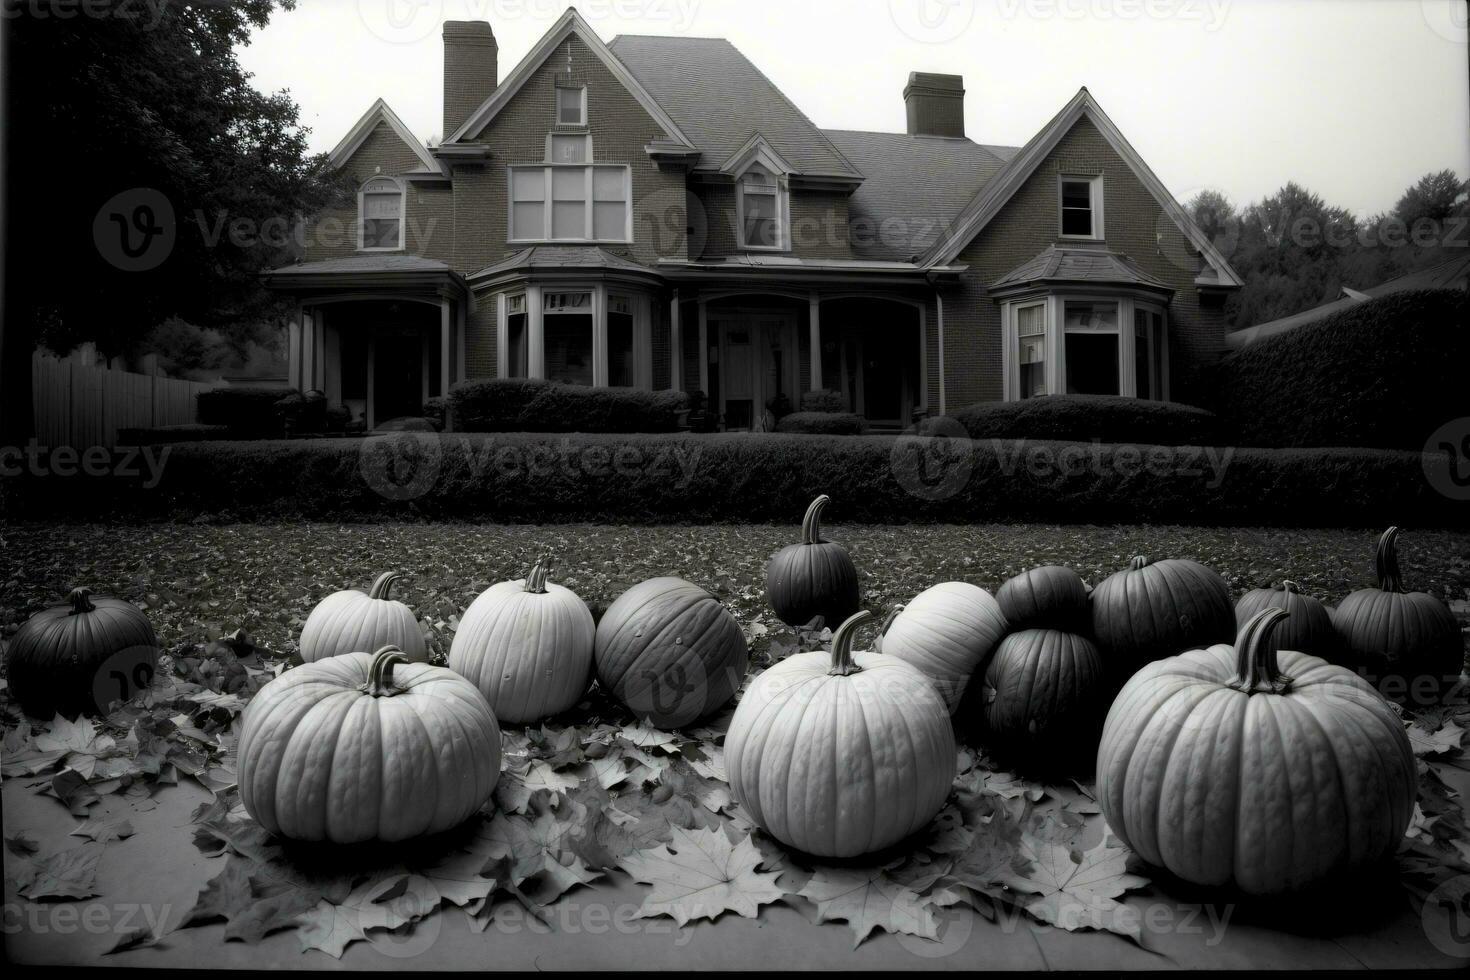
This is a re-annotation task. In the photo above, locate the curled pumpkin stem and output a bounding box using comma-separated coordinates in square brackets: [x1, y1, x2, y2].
[368, 572, 402, 601]
[367, 645, 409, 696]
[874, 604, 905, 655]
[828, 609, 872, 676]
[1374, 527, 1404, 594]
[66, 587, 96, 615]
[525, 557, 551, 594]
[1229, 608, 1293, 695]
[1280, 580, 1300, 594]
[801, 495, 830, 546]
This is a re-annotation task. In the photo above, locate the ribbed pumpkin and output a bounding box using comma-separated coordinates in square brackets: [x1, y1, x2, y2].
[1090, 556, 1234, 671]
[878, 582, 1007, 713]
[726, 611, 956, 858]
[764, 495, 861, 628]
[996, 565, 1090, 632]
[449, 559, 595, 724]
[299, 571, 426, 663]
[1097, 609, 1415, 895]
[978, 628, 1105, 774]
[1234, 581, 1340, 662]
[1334, 527, 1463, 701]
[6, 588, 159, 719]
[594, 577, 748, 728]
[238, 646, 501, 843]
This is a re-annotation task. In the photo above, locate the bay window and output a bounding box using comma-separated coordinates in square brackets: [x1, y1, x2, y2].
[1003, 295, 1169, 401]
[509, 165, 630, 243]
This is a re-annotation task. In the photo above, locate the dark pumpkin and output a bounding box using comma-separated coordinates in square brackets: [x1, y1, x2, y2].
[996, 565, 1090, 632]
[1235, 581, 1341, 663]
[977, 628, 1105, 775]
[1090, 556, 1235, 672]
[6, 588, 159, 719]
[1334, 527, 1463, 703]
[764, 495, 861, 629]
[594, 577, 749, 728]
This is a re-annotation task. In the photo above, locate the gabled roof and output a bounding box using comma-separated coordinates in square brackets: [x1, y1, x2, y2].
[824, 129, 1017, 260]
[991, 245, 1172, 293]
[327, 98, 441, 174]
[920, 88, 1244, 288]
[608, 34, 863, 180]
[446, 9, 694, 150]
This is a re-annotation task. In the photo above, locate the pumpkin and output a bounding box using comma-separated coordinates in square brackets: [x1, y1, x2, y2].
[449, 558, 595, 724]
[1097, 608, 1415, 895]
[6, 587, 158, 719]
[1334, 527, 1463, 702]
[299, 571, 426, 664]
[996, 565, 1090, 632]
[1234, 581, 1340, 662]
[1089, 556, 1234, 671]
[725, 610, 956, 858]
[764, 495, 861, 629]
[594, 577, 748, 728]
[978, 628, 1105, 774]
[237, 646, 501, 843]
[877, 582, 1008, 713]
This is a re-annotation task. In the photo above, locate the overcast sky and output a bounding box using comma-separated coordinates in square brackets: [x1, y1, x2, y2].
[238, 0, 1470, 216]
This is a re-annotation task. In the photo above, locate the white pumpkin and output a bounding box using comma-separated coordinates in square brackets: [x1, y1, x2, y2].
[299, 571, 425, 663]
[878, 582, 1008, 713]
[449, 559, 595, 724]
[725, 610, 956, 858]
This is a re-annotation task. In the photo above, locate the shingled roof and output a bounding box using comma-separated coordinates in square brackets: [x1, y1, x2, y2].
[608, 35, 863, 179]
[991, 245, 1172, 293]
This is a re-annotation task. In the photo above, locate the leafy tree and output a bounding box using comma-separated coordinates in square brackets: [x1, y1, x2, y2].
[1185, 189, 1236, 247]
[1392, 169, 1469, 230]
[1, 1, 348, 445]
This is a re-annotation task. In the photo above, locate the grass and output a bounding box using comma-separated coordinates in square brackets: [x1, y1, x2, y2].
[2, 522, 1466, 665]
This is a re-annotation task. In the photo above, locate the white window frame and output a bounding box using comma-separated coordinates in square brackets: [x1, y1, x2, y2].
[357, 176, 405, 252]
[736, 165, 789, 252]
[1061, 297, 1122, 396]
[1058, 174, 1104, 241]
[1013, 300, 1049, 400]
[506, 164, 632, 244]
[555, 84, 587, 127]
[1132, 302, 1170, 402]
[1004, 293, 1168, 402]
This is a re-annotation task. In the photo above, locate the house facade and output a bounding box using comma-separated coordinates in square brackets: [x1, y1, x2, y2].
[266, 9, 1241, 430]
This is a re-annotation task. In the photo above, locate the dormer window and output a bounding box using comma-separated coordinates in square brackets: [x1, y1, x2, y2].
[359, 176, 404, 251]
[1059, 175, 1103, 239]
[556, 84, 586, 126]
[738, 164, 787, 250]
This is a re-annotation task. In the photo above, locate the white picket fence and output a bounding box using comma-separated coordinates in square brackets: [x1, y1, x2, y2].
[31, 352, 217, 449]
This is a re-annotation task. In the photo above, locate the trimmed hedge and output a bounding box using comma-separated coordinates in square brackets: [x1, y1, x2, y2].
[801, 389, 847, 413]
[195, 387, 293, 436]
[1211, 289, 1470, 450]
[448, 378, 687, 433]
[776, 412, 867, 435]
[937, 394, 1221, 446]
[116, 424, 232, 445]
[13, 432, 1463, 528]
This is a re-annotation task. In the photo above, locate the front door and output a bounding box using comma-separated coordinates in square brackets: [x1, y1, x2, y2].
[714, 314, 797, 431]
[373, 331, 423, 426]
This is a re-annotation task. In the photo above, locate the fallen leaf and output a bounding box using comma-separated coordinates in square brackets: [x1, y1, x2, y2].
[621, 825, 781, 927]
[797, 866, 939, 948]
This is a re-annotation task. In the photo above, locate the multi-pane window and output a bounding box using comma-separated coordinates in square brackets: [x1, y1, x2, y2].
[1063, 301, 1120, 396]
[1016, 303, 1047, 399]
[506, 294, 528, 378]
[1060, 176, 1102, 238]
[359, 177, 403, 250]
[509, 166, 629, 242]
[543, 291, 593, 386]
[607, 294, 636, 387]
[556, 85, 586, 126]
[738, 165, 785, 250]
[1134, 308, 1165, 401]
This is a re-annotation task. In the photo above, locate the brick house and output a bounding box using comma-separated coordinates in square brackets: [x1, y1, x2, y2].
[265, 8, 1241, 430]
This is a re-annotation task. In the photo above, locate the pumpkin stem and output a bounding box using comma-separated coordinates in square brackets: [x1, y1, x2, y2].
[1280, 580, 1300, 594]
[829, 609, 872, 676]
[66, 587, 96, 615]
[1128, 556, 1150, 571]
[368, 572, 402, 601]
[800, 495, 830, 546]
[1374, 527, 1404, 594]
[873, 604, 905, 655]
[1229, 608, 1294, 695]
[366, 645, 410, 696]
[525, 557, 551, 594]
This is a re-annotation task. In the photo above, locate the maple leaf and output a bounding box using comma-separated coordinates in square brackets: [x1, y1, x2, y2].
[620, 825, 782, 927]
[797, 866, 939, 948]
[1000, 836, 1151, 942]
[619, 721, 680, 752]
[1408, 719, 1465, 757]
[71, 816, 136, 843]
[483, 807, 601, 905]
[20, 842, 104, 900]
[295, 871, 440, 958]
[657, 760, 732, 814]
[417, 822, 500, 909]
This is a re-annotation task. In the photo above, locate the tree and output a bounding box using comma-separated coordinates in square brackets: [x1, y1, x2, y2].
[1392, 169, 1469, 230]
[1185, 189, 1237, 247]
[1, 2, 348, 446]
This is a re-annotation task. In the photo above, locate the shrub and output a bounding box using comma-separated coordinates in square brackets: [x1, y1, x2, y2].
[195, 386, 293, 436]
[447, 378, 553, 431]
[1211, 289, 1470, 449]
[775, 412, 867, 435]
[325, 406, 351, 433]
[115, 424, 231, 445]
[801, 389, 847, 413]
[421, 397, 447, 432]
[940, 394, 1221, 446]
[450, 378, 687, 433]
[277, 390, 327, 435]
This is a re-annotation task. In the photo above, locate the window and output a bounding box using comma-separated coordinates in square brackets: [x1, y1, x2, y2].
[506, 294, 528, 378]
[1063, 301, 1120, 396]
[1060, 175, 1103, 239]
[737, 165, 786, 250]
[543, 291, 593, 386]
[607, 294, 635, 387]
[509, 166, 630, 242]
[556, 85, 586, 126]
[359, 176, 403, 250]
[1134, 307, 1165, 400]
[1016, 303, 1047, 399]
[551, 133, 589, 163]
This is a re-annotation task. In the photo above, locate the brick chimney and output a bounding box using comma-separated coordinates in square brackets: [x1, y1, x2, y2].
[904, 72, 965, 139]
[443, 21, 497, 138]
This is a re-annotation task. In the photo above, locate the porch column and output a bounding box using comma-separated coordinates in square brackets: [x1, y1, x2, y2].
[808, 291, 822, 391]
[527, 285, 546, 379]
[696, 298, 709, 395]
[324, 320, 342, 405]
[440, 297, 453, 397]
[496, 293, 509, 379]
[287, 308, 303, 390]
[311, 310, 327, 391]
[366, 336, 377, 430]
[592, 285, 608, 387]
[669, 290, 683, 392]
